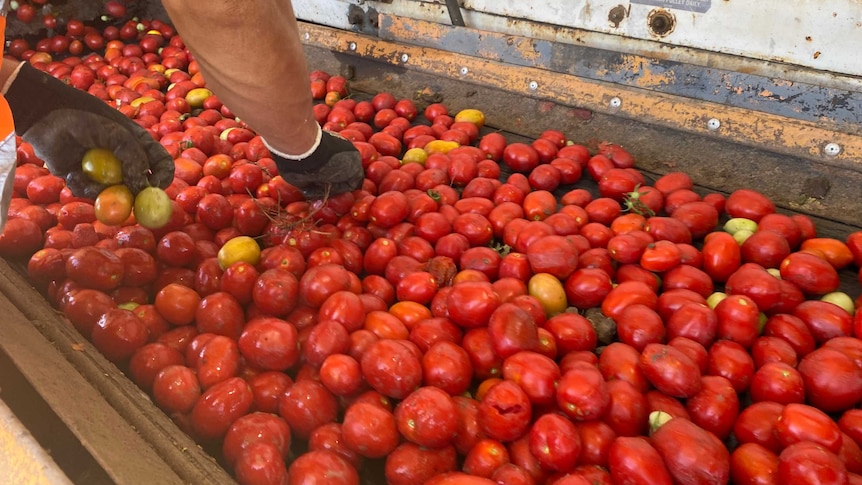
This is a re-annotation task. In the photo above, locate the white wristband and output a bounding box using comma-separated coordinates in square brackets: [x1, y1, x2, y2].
[261, 123, 322, 161]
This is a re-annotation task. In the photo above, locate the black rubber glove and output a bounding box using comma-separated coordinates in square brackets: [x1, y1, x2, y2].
[269, 128, 364, 200]
[5, 63, 174, 199]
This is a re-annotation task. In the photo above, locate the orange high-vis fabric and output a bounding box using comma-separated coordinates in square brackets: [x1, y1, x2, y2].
[0, 14, 13, 137]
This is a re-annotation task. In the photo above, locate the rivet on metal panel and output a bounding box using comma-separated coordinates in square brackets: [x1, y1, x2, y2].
[823, 143, 842, 157]
[707, 118, 721, 131]
[348, 42, 357, 51]
[401, 53, 409, 63]
[528, 81, 539, 91]
[460, 66, 469, 76]
[304, 32, 310, 41]
[608, 5, 627, 28]
[609, 97, 622, 109]
[647, 9, 676, 37]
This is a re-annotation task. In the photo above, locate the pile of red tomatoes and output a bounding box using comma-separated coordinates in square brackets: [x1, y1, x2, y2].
[5, 9, 862, 485]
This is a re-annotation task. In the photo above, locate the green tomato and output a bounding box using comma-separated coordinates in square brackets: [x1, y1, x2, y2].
[82, 148, 123, 185]
[134, 187, 172, 229]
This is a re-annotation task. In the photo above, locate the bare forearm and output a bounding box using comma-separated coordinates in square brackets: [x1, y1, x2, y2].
[161, 0, 317, 154]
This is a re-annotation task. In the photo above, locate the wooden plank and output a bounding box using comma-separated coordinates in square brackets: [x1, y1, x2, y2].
[0, 257, 235, 485]
[0, 398, 73, 485]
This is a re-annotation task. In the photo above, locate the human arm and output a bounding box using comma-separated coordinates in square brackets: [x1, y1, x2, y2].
[161, 0, 362, 199]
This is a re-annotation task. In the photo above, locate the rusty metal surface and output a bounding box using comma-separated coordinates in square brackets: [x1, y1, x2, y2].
[378, 15, 862, 132]
[300, 21, 862, 175]
[0, 258, 234, 485]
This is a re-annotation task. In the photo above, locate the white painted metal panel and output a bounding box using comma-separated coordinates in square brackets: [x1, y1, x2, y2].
[463, 0, 862, 76]
[293, 0, 862, 77]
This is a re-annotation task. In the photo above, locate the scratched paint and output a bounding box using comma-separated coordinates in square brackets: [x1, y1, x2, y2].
[378, 14, 862, 129]
[299, 21, 862, 172]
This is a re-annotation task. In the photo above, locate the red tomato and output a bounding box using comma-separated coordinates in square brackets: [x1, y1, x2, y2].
[278, 379, 338, 439]
[463, 439, 510, 478]
[714, 294, 762, 348]
[601, 281, 657, 321]
[653, 171, 694, 196]
[564, 268, 613, 309]
[503, 143, 540, 173]
[613, 303, 664, 351]
[686, 375, 739, 440]
[730, 443, 779, 485]
[425, 473, 497, 485]
[222, 412, 291, 467]
[670, 201, 719, 239]
[645, 216, 692, 244]
[725, 188, 775, 222]
[750, 361, 805, 404]
[705, 341, 753, 397]
[778, 441, 848, 485]
[741, 229, 792, 269]
[487, 303, 540, 359]
[288, 450, 359, 485]
[650, 416, 730, 485]
[556, 366, 608, 422]
[763, 313, 817, 358]
[479, 380, 533, 442]
[639, 343, 702, 398]
[342, 401, 400, 459]
[393, 386, 457, 449]
[446, 281, 501, 328]
[65, 246, 124, 291]
[798, 347, 862, 413]
[502, 350, 560, 407]
[190, 377, 254, 441]
[529, 413, 581, 472]
[793, 300, 853, 344]
[603, 379, 649, 437]
[237, 317, 299, 371]
[733, 401, 784, 452]
[92, 308, 150, 363]
[386, 443, 458, 485]
[774, 402, 842, 453]
[780, 251, 840, 295]
[195, 335, 240, 389]
[701, 231, 741, 282]
[608, 436, 673, 485]
[360, 339, 422, 400]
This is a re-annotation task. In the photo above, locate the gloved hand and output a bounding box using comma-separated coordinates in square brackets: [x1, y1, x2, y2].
[4, 63, 174, 199]
[267, 125, 364, 200]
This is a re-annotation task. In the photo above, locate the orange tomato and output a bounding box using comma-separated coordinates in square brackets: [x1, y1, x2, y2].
[94, 185, 134, 226]
[474, 378, 503, 401]
[388, 301, 432, 330]
[800, 238, 854, 270]
[154, 283, 201, 325]
[363, 310, 409, 340]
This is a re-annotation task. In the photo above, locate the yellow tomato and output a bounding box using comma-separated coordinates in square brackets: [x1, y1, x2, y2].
[82, 148, 123, 185]
[130, 96, 156, 108]
[217, 236, 262, 270]
[133, 187, 173, 229]
[185, 87, 213, 109]
[454, 108, 486, 128]
[94, 185, 134, 226]
[528, 273, 568, 316]
[401, 147, 428, 165]
[424, 139, 460, 155]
